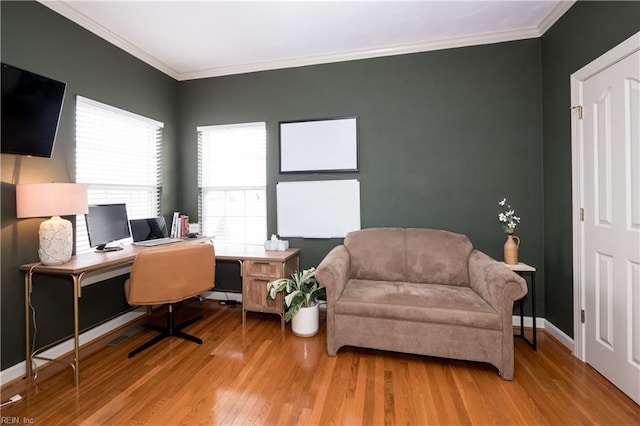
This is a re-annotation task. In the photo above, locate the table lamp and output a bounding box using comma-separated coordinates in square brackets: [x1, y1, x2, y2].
[16, 183, 88, 265]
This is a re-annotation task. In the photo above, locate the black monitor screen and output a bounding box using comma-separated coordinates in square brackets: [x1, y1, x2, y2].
[1, 63, 67, 158]
[85, 204, 131, 250]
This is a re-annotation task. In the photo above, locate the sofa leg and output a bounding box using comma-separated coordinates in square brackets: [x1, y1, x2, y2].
[498, 370, 514, 380]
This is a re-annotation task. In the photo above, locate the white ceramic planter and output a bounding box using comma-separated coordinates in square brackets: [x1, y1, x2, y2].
[291, 303, 319, 337]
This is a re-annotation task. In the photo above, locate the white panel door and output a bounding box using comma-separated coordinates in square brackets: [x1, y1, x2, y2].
[582, 48, 640, 405]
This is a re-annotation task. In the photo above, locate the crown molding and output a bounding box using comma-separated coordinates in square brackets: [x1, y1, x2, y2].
[39, 0, 575, 82]
[537, 0, 576, 35]
[180, 26, 542, 80]
[38, 0, 180, 80]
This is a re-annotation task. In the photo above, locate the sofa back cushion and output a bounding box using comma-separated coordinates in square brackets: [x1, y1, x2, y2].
[345, 228, 407, 282]
[405, 228, 472, 286]
[344, 228, 472, 286]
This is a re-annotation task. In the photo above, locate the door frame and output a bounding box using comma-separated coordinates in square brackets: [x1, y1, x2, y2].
[570, 32, 640, 361]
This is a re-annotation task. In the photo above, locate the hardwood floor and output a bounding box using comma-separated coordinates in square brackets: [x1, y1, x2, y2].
[2, 300, 639, 425]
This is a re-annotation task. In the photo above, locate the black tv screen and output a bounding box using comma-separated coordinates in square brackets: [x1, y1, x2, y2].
[1, 63, 67, 158]
[85, 204, 131, 250]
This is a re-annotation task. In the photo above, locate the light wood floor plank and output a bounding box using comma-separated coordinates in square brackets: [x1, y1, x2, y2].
[3, 300, 639, 425]
[340, 352, 367, 426]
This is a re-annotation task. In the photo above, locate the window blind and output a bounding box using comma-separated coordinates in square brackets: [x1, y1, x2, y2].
[75, 96, 163, 253]
[198, 122, 266, 245]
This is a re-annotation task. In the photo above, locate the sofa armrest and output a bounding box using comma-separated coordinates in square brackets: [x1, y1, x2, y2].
[316, 245, 350, 302]
[316, 245, 350, 356]
[468, 250, 527, 313]
[469, 249, 527, 380]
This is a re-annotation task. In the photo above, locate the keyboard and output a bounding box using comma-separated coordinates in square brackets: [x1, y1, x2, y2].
[133, 237, 183, 247]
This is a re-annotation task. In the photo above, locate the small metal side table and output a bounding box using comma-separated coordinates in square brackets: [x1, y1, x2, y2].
[502, 262, 536, 350]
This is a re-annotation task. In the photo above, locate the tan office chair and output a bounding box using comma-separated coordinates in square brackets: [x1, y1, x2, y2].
[125, 243, 215, 358]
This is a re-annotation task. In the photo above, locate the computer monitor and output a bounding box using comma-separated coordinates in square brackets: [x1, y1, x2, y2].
[85, 203, 131, 251]
[129, 217, 168, 242]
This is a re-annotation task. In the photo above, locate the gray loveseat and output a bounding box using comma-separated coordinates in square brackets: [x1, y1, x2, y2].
[316, 227, 527, 380]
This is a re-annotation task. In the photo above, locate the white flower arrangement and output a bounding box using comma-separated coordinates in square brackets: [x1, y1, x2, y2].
[498, 198, 520, 235]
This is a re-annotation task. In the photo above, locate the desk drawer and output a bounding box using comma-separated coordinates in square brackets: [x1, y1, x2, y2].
[244, 276, 282, 313]
[241, 252, 299, 329]
[245, 260, 280, 278]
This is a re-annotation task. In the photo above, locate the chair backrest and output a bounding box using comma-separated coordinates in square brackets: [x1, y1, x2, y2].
[125, 243, 215, 305]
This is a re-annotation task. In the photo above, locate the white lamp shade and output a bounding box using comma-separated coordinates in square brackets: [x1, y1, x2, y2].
[16, 183, 88, 265]
[16, 183, 88, 218]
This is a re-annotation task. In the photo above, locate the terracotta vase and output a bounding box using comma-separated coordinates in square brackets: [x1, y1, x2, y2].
[504, 234, 520, 265]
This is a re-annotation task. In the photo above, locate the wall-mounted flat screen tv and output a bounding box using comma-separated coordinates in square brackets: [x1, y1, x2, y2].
[1, 63, 67, 158]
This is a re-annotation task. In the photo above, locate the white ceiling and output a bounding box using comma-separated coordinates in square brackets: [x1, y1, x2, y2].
[40, 1, 575, 81]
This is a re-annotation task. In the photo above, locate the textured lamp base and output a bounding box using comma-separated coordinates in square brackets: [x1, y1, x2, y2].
[39, 215, 73, 265]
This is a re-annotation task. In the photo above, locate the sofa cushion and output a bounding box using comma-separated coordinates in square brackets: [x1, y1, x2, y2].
[335, 279, 501, 330]
[344, 228, 473, 285]
[405, 228, 472, 286]
[345, 228, 407, 282]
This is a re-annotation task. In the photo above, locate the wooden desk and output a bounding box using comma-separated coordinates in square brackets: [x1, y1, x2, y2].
[214, 245, 299, 329]
[21, 240, 299, 386]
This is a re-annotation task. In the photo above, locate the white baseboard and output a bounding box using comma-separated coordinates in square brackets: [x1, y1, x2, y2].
[512, 314, 541, 329]
[542, 319, 574, 350]
[511, 315, 574, 351]
[0, 308, 146, 386]
[204, 291, 242, 303]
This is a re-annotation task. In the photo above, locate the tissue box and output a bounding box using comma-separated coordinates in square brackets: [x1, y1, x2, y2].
[264, 240, 289, 251]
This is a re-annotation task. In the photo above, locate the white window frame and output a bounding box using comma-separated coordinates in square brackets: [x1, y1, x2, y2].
[197, 122, 267, 245]
[75, 96, 163, 253]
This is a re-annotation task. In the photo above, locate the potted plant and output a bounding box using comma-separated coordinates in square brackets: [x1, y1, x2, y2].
[266, 267, 326, 337]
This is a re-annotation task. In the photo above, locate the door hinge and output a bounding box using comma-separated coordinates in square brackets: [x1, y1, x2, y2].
[581, 309, 586, 323]
[570, 105, 584, 120]
[580, 208, 585, 221]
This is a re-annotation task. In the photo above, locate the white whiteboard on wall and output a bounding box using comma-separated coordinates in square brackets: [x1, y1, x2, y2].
[277, 180, 361, 238]
[279, 117, 358, 173]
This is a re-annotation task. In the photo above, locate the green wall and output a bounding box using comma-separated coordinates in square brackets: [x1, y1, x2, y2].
[0, 1, 179, 370]
[541, 1, 640, 336]
[178, 40, 544, 302]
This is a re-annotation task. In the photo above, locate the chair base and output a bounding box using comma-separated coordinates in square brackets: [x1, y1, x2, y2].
[128, 304, 204, 358]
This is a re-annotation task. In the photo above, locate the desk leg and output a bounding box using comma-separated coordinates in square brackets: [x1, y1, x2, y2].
[24, 271, 32, 381]
[72, 275, 81, 386]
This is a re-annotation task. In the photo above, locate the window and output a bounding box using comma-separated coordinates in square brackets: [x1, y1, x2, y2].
[75, 96, 163, 253]
[198, 122, 266, 245]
